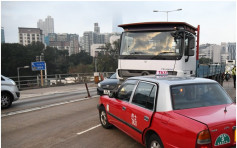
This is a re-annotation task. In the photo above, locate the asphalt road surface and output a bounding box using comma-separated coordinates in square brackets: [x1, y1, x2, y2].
[1, 80, 236, 148]
[1, 86, 144, 148]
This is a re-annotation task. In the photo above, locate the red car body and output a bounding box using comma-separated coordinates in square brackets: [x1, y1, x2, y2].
[98, 76, 236, 148]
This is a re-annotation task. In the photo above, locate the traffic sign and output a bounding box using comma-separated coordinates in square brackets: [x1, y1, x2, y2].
[31, 62, 46, 71]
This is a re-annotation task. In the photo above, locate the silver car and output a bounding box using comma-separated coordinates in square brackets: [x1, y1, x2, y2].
[1, 75, 20, 108]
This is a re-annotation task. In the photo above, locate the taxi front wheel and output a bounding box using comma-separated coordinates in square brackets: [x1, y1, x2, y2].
[147, 134, 164, 148]
[99, 107, 112, 129]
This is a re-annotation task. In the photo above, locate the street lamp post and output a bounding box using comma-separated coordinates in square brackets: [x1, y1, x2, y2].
[153, 9, 182, 21]
[17, 66, 30, 89]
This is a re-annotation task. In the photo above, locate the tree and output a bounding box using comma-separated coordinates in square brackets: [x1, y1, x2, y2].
[44, 46, 69, 74]
[96, 39, 120, 72]
[68, 51, 93, 73]
[1, 42, 44, 77]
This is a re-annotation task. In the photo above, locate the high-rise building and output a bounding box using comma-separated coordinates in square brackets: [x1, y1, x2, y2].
[221, 42, 236, 61]
[1, 27, 5, 43]
[37, 16, 54, 36]
[83, 31, 94, 54]
[69, 34, 79, 55]
[18, 27, 43, 46]
[112, 13, 123, 33]
[227, 42, 236, 60]
[81, 23, 122, 56]
[48, 33, 79, 55]
[94, 23, 100, 34]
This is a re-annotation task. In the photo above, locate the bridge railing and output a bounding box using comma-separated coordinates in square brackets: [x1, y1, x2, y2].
[8, 72, 114, 90]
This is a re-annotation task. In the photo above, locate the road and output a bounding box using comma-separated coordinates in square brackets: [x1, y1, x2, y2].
[1, 80, 236, 148]
[1, 84, 143, 148]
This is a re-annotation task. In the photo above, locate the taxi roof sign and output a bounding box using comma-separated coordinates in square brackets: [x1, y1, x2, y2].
[156, 70, 168, 76]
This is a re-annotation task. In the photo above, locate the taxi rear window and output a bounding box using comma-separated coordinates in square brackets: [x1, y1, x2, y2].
[171, 83, 232, 110]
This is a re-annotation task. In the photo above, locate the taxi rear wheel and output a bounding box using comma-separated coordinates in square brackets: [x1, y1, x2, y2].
[99, 107, 112, 129]
[147, 134, 164, 148]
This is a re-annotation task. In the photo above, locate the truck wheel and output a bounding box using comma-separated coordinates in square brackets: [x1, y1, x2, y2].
[1, 92, 13, 109]
[142, 71, 150, 76]
[147, 134, 164, 148]
[99, 107, 112, 129]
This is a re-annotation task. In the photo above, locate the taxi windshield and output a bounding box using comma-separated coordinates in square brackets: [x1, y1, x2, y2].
[171, 83, 233, 110]
[120, 31, 182, 56]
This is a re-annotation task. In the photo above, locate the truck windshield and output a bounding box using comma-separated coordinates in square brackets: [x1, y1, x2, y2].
[120, 31, 182, 57]
[171, 83, 233, 110]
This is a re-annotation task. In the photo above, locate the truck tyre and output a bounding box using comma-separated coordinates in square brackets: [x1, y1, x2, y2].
[147, 134, 164, 148]
[142, 71, 150, 76]
[99, 107, 112, 129]
[1, 92, 13, 109]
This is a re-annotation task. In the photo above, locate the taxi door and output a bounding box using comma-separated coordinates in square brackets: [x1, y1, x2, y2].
[107, 80, 138, 132]
[125, 81, 158, 143]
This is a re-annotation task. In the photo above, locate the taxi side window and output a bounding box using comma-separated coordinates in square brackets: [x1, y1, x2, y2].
[132, 82, 157, 110]
[117, 80, 137, 102]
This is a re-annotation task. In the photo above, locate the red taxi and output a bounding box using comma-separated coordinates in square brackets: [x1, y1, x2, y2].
[97, 76, 236, 148]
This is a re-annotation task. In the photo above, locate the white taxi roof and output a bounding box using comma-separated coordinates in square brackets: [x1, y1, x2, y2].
[127, 76, 218, 112]
[128, 76, 217, 86]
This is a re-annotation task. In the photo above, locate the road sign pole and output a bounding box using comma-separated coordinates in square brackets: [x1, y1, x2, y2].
[44, 63, 47, 86]
[41, 70, 44, 87]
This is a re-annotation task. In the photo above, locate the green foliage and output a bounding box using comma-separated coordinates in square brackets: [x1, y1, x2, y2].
[199, 57, 212, 64]
[69, 51, 93, 66]
[1, 42, 95, 77]
[96, 40, 120, 72]
[68, 51, 93, 73]
[44, 46, 69, 74]
[69, 64, 94, 73]
[1, 42, 44, 77]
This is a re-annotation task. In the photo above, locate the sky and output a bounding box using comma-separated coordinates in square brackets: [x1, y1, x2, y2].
[1, 1, 236, 44]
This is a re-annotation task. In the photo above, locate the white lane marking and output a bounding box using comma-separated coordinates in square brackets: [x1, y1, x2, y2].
[77, 124, 101, 136]
[1, 95, 99, 118]
[20, 88, 97, 99]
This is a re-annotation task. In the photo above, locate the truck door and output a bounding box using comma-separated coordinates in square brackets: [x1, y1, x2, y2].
[125, 81, 157, 143]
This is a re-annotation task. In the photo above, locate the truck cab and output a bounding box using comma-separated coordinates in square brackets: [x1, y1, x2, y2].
[117, 22, 198, 80]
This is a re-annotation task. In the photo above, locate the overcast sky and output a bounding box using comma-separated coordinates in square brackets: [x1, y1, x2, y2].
[1, 1, 236, 44]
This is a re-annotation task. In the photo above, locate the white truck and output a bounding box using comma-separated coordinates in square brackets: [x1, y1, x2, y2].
[116, 22, 225, 83]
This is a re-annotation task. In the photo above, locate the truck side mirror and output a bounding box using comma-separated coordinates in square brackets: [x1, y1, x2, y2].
[188, 36, 195, 56]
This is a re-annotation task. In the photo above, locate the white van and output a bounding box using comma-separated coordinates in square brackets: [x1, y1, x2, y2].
[1, 75, 20, 108]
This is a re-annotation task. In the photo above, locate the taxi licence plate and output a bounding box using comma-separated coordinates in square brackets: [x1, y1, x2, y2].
[104, 90, 109, 95]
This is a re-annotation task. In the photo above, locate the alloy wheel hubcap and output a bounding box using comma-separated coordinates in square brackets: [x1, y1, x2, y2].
[100, 111, 107, 125]
[151, 140, 161, 148]
[1, 96, 10, 107]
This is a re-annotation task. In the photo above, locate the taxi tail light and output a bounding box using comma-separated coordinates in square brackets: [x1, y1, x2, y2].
[196, 130, 212, 148]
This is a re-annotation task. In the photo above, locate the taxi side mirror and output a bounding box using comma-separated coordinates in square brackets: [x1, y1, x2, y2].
[109, 91, 117, 98]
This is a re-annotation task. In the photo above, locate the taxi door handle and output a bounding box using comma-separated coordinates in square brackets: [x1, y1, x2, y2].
[122, 106, 126, 111]
[144, 116, 149, 122]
